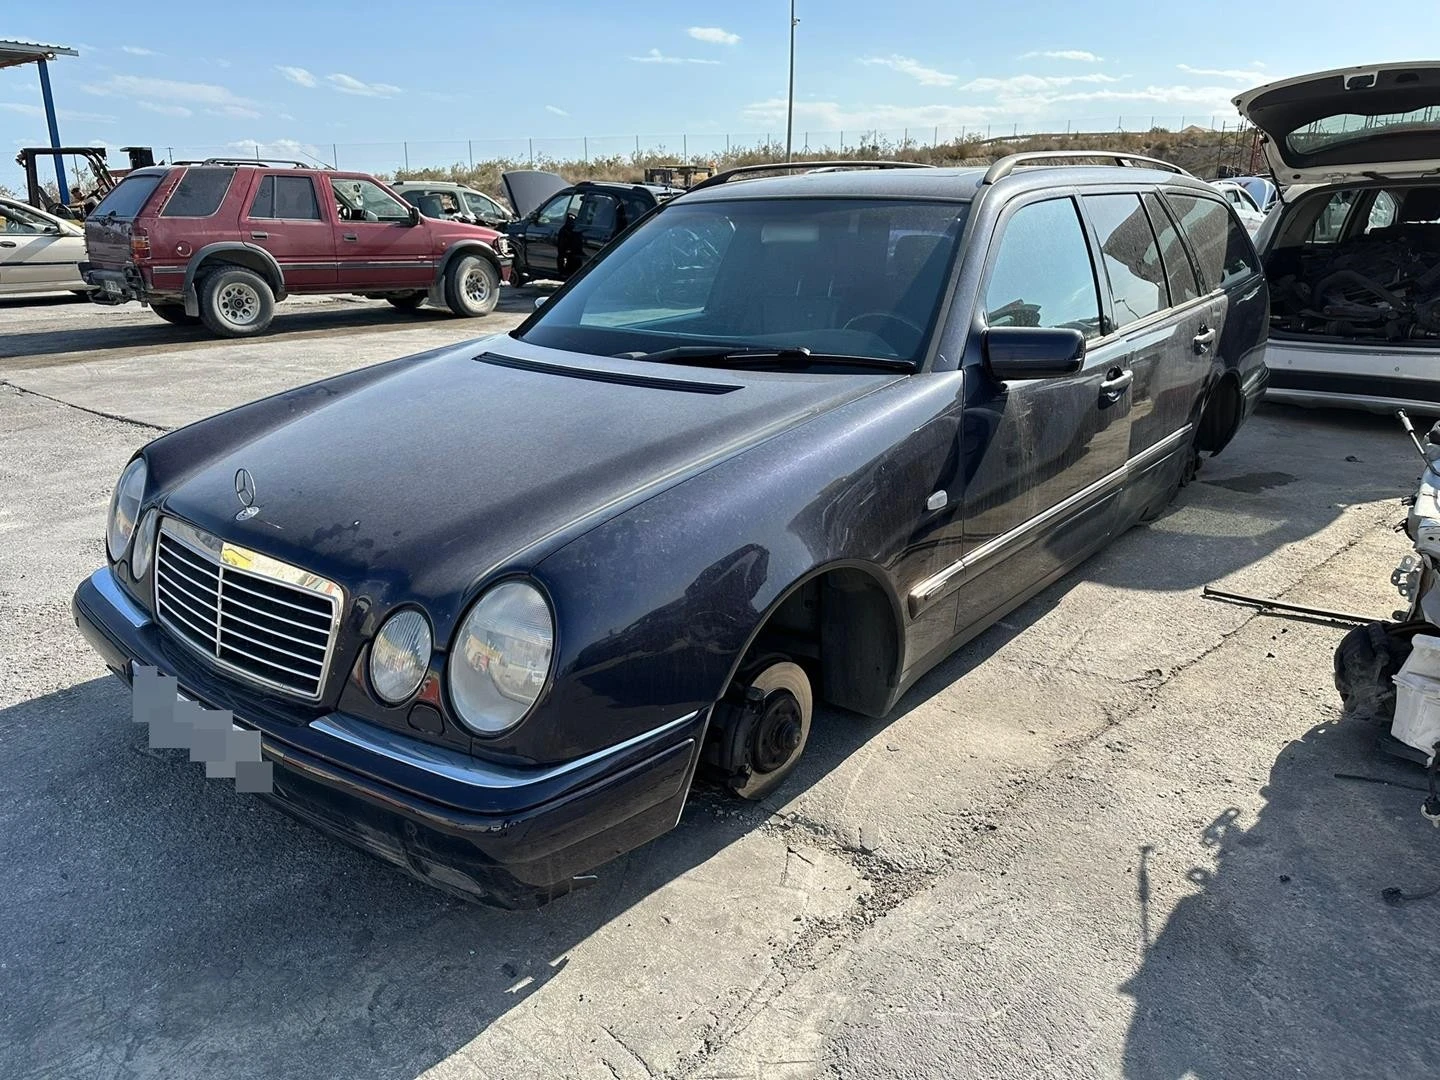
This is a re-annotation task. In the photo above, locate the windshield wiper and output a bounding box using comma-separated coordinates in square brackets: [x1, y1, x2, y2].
[615, 345, 913, 372]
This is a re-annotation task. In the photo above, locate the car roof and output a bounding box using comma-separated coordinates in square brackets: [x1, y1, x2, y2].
[574, 180, 679, 197]
[393, 181, 477, 192]
[676, 164, 1214, 203]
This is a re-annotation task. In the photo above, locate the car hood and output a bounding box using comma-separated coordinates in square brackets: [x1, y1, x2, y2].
[158, 338, 897, 633]
[501, 170, 569, 218]
[1235, 62, 1440, 188]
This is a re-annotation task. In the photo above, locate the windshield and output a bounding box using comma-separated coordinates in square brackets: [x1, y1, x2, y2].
[518, 197, 968, 366]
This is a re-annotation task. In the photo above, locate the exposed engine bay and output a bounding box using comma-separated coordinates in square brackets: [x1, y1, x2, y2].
[1268, 187, 1440, 342]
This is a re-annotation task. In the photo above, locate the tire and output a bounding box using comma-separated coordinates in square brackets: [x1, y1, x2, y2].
[443, 255, 500, 318]
[1334, 621, 1415, 723]
[151, 303, 200, 326]
[198, 266, 275, 337]
[387, 293, 425, 311]
[508, 263, 528, 288]
[720, 660, 813, 801]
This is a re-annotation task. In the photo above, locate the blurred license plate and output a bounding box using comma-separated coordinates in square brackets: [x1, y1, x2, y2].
[102, 280, 120, 297]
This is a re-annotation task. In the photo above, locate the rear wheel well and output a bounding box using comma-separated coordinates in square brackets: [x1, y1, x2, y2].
[1195, 372, 1243, 455]
[737, 566, 900, 718]
[193, 252, 282, 295]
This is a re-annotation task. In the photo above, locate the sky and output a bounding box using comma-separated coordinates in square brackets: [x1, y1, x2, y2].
[2, 0, 1437, 184]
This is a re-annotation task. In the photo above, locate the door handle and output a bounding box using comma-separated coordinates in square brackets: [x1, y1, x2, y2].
[250, 231, 268, 240]
[1099, 368, 1134, 394]
[0, 240, 15, 248]
[343, 233, 358, 242]
[1192, 326, 1217, 353]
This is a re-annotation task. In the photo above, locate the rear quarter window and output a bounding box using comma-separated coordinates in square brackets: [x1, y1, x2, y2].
[160, 167, 236, 217]
[1164, 193, 1261, 291]
[90, 174, 164, 219]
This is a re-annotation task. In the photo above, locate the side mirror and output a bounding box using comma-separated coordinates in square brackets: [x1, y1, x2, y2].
[983, 326, 1086, 380]
[407, 204, 421, 227]
[533, 296, 548, 310]
[44, 223, 62, 235]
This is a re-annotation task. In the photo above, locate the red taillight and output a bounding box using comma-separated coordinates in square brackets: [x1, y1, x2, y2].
[130, 230, 151, 261]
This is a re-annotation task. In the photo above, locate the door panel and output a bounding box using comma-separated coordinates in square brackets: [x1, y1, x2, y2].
[944, 196, 1133, 632]
[0, 232, 84, 291]
[522, 192, 578, 277]
[242, 174, 336, 290]
[330, 177, 433, 289]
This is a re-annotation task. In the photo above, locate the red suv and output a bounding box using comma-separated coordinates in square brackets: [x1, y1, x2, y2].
[81, 158, 512, 337]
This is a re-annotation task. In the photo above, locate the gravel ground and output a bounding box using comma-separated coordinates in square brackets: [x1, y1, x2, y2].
[2, 293, 1437, 1080]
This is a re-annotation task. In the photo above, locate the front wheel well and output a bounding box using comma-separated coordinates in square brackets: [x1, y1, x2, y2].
[735, 566, 901, 718]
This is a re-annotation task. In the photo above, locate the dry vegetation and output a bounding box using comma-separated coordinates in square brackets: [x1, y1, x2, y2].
[391, 126, 1258, 198]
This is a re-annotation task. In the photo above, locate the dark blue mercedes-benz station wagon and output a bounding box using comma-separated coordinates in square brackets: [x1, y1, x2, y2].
[73, 153, 1268, 906]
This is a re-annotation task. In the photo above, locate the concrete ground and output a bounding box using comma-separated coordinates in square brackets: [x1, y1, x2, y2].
[2, 293, 1438, 1080]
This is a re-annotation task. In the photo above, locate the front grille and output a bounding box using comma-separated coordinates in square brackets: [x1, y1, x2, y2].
[154, 521, 341, 700]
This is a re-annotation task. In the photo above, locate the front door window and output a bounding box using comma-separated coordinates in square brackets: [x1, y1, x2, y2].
[331, 179, 412, 223]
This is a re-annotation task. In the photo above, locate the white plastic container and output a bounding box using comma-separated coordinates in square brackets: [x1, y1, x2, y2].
[1404, 634, 1440, 680]
[1392, 669, 1440, 758]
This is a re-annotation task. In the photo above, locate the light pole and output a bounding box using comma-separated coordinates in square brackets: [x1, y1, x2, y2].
[785, 0, 798, 162]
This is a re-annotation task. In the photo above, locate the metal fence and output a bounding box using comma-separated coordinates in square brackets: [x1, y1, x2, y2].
[5, 114, 1250, 193]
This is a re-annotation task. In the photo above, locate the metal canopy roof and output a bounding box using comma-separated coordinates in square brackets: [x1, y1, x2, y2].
[0, 39, 78, 71]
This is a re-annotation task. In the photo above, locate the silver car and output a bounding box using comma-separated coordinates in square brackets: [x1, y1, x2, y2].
[0, 197, 89, 297]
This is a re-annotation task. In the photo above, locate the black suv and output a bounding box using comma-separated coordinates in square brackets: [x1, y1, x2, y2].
[501, 170, 679, 285]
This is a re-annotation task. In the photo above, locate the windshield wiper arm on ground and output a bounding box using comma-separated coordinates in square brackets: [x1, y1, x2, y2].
[615, 345, 914, 372]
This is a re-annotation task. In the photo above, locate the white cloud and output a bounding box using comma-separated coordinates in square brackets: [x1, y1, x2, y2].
[994, 82, 1248, 118]
[629, 48, 720, 66]
[326, 72, 402, 97]
[861, 55, 957, 88]
[0, 101, 116, 123]
[1176, 63, 1268, 83]
[960, 73, 1122, 94]
[211, 105, 263, 120]
[139, 101, 192, 118]
[279, 112, 296, 121]
[277, 65, 317, 88]
[688, 26, 740, 45]
[544, 104, 569, 116]
[214, 58, 233, 69]
[227, 138, 323, 162]
[744, 97, 997, 131]
[121, 45, 159, 56]
[82, 75, 257, 110]
[1021, 49, 1103, 62]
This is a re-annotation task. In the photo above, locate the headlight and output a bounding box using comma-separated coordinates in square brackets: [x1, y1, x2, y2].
[106, 458, 147, 563]
[369, 609, 433, 704]
[448, 581, 554, 734]
[130, 509, 159, 580]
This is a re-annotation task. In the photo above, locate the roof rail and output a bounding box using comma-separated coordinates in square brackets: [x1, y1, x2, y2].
[185, 157, 331, 170]
[981, 151, 1192, 186]
[691, 159, 935, 191]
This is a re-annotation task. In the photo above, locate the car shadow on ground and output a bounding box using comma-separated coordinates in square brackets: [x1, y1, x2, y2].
[0, 290, 541, 363]
[1120, 716, 1440, 1078]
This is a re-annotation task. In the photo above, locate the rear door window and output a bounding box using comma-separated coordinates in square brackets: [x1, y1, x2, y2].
[1165, 193, 1261, 290]
[160, 167, 235, 217]
[90, 174, 164, 219]
[1082, 193, 1167, 326]
[984, 197, 1102, 338]
[1143, 193, 1200, 305]
[250, 175, 322, 220]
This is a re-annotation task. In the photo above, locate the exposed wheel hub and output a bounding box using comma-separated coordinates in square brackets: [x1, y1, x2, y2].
[749, 689, 803, 774]
[218, 282, 260, 325]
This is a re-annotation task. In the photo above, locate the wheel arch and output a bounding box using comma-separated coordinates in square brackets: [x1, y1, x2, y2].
[1195, 368, 1244, 455]
[435, 240, 502, 287]
[720, 558, 906, 719]
[182, 243, 286, 315]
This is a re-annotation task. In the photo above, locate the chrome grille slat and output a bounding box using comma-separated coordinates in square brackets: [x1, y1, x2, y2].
[219, 622, 325, 669]
[220, 574, 335, 619]
[219, 606, 329, 648]
[154, 522, 341, 701]
[156, 566, 220, 614]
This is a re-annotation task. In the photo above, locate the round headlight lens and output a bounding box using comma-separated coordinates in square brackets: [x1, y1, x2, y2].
[106, 458, 147, 563]
[130, 508, 159, 580]
[449, 581, 554, 735]
[370, 609, 433, 704]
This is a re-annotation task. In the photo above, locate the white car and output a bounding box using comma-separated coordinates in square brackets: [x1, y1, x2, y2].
[1210, 180, 1268, 234]
[0, 196, 88, 297]
[1235, 61, 1440, 414]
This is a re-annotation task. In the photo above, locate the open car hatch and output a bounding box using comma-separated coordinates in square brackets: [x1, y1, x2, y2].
[1235, 62, 1440, 188]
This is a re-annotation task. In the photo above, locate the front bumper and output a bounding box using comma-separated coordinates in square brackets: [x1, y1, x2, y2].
[72, 567, 706, 907]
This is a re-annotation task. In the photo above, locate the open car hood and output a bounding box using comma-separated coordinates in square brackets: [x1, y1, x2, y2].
[501, 170, 569, 218]
[1235, 62, 1440, 189]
